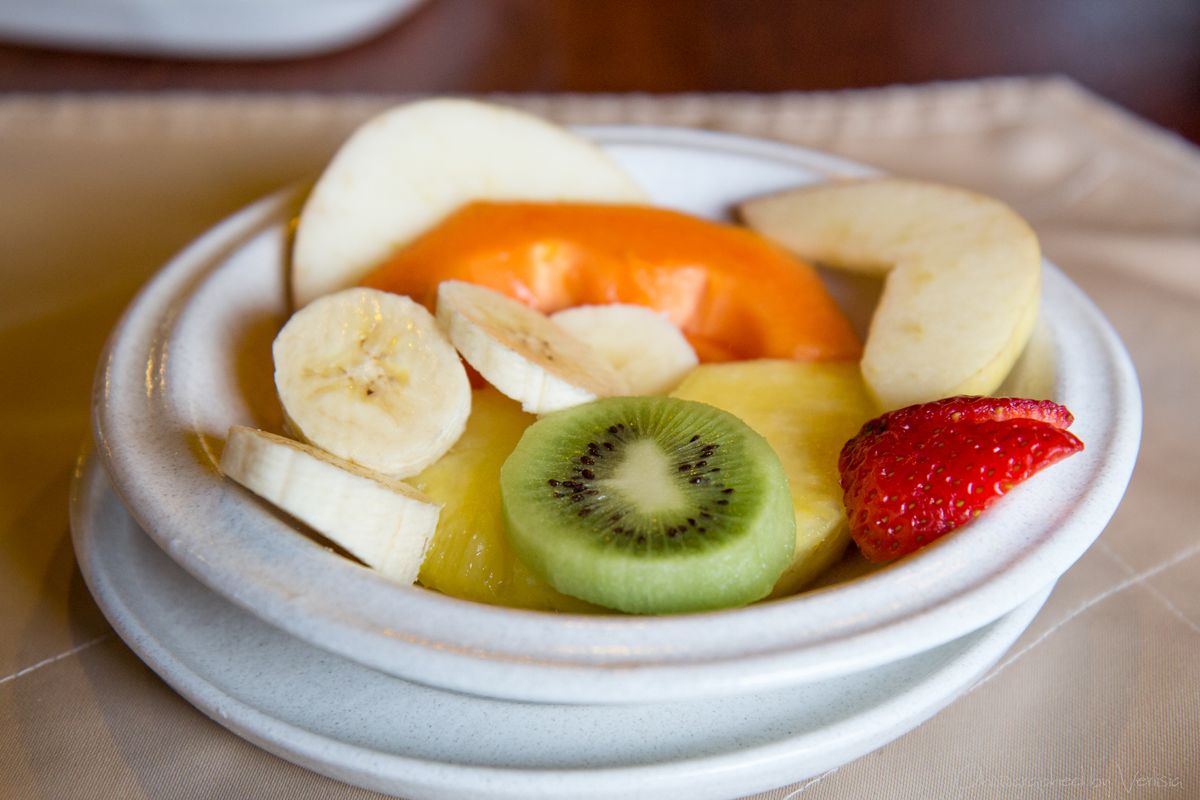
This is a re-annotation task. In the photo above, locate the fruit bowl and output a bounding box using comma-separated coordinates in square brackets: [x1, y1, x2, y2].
[92, 126, 1141, 704]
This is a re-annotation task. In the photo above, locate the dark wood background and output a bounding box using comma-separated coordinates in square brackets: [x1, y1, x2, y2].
[2, 0, 1198, 144]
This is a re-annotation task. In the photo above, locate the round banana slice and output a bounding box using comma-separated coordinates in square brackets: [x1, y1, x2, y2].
[550, 304, 699, 395]
[220, 426, 440, 585]
[274, 287, 471, 478]
[436, 281, 628, 414]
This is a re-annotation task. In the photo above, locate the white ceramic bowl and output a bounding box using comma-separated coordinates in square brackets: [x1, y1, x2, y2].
[92, 126, 1141, 704]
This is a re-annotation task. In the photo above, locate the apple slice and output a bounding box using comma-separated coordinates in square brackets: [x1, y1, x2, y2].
[741, 178, 1040, 410]
[291, 98, 647, 307]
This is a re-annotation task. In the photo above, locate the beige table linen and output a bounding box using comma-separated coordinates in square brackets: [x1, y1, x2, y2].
[1, 78, 1197, 799]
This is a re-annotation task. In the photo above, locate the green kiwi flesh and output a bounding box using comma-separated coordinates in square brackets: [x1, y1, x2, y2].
[499, 396, 795, 614]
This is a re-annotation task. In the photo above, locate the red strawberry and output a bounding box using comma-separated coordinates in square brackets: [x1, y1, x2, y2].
[838, 396, 1084, 562]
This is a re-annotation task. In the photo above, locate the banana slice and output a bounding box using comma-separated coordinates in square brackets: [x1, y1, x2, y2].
[220, 426, 440, 585]
[550, 304, 698, 395]
[436, 281, 628, 414]
[291, 98, 647, 307]
[274, 287, 471, 478]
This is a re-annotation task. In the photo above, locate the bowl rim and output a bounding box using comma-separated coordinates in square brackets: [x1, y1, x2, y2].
[92, 125, 1142, 703]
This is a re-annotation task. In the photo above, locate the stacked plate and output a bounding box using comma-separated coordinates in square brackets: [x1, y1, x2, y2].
[74, 127, 1141, 799]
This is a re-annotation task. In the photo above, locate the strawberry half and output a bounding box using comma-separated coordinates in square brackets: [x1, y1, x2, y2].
[838, 396, 1084, 562]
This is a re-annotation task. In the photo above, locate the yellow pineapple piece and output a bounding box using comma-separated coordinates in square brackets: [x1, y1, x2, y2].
[412, 387, 601, 612]
[671, 360, 874, 596]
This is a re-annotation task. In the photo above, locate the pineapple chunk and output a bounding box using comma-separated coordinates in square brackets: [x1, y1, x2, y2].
[413, 387, 600, 612]
[672, 360, 874, 596]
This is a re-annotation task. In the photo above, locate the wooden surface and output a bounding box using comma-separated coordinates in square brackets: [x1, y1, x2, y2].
[1, 0, 1198, 144]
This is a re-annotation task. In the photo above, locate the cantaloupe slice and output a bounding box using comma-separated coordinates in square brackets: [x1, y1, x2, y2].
[361, 201, 862, 363]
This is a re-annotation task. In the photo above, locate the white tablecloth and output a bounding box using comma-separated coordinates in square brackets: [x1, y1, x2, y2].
[1, 78, 1197, 798]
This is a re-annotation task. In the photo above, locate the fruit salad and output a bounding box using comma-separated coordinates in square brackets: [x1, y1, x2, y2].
[219, 98, 1083, 615]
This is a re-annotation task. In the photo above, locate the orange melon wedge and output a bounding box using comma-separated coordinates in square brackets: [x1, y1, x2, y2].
[360, 202, 860, 363]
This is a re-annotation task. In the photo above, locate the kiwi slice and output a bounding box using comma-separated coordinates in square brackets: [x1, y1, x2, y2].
[499, 396, 795, 614]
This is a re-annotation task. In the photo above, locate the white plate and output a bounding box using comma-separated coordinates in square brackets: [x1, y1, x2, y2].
[72, 453, 1053, 800]
[0, 0, 426, 59]
[92, 126, 1141, 704]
